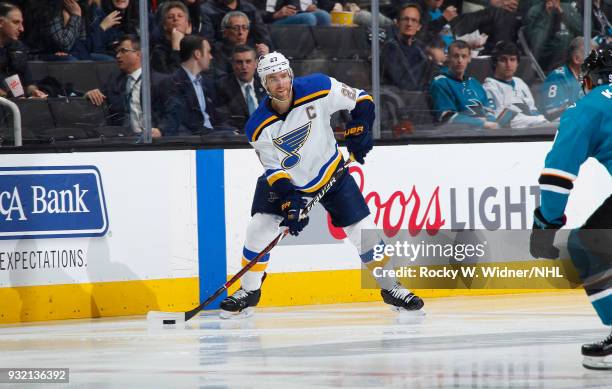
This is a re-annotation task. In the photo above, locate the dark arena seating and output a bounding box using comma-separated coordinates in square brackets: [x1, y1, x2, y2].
[0, 98, 130, 144]
[0, 60, 139, 144]
[292, 59, 371, 90]
[310, 26, 370, 60]
[28, 61, 117, 95]
[48, 98, 107, 130]
[270, 25, 370, 61]
[269, 25, 316, 60]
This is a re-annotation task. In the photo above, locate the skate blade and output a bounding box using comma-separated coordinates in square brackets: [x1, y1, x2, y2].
[582, 356, 612, 370]
[219, 307, 255, 320]
[390, 306, 426, 316]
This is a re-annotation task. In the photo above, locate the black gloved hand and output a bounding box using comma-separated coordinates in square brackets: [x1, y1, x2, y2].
[280, 192, 309, 236]
[344, 120, 373, 164]
[529, 207, 564, 259]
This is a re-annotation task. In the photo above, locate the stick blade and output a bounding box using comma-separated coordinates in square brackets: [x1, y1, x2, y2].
[146, 311, 186, 326]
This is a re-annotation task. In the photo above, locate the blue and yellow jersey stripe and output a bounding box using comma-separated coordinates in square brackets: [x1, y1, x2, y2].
[266, 169, 291, 186]
[291, 73, 332, 108]
[296, 149, 342, 193]
[356, 91, 373, 103]
[293, 89, 330, 108]
[246, 114, 281, 142]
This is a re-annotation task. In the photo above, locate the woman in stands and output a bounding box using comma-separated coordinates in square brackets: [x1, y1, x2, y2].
[90, 0, 140, 57]
[24, 0, 111, 61]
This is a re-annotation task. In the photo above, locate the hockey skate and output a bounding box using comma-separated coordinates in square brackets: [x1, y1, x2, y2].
[219, 273, 266, 319]
[582, 329, 612, 370]
[381, 283, 425, 316]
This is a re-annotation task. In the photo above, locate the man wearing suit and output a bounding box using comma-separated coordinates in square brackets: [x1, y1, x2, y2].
[84, 34, 163, 138]
[215, 45, 265, 131]
[160, 34, 222, 135]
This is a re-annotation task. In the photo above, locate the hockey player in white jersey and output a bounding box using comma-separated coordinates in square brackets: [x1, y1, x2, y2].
[219, 52, 425, 318]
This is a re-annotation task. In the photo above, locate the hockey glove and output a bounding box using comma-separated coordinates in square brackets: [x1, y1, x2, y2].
[344, 120, 373, 165]
[280, 192, 309, 236]
[529, 207, 565, 259]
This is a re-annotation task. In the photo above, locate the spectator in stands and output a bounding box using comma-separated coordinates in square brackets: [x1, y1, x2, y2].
[201, 0, 272, 46]
[158, 0, 214, 39]
[84, 34, 163, 137]
[151, 1, 193, 74]
[537, 36, 585, 121]
[429, 40, 498, 128]
[24, 0, 105, 61]
[381, 3, 437, 91]
[450, 0, 519, 54]
[0, 2, 47, 98]
[215, 45, 266, 130]
[524, 0, 582, 72]
[89, 0, 140, 57]
[483, 41, 548, 128]
[422, 0, 457, 45]
[160, 35, 223, 135]
[262, 0, 332, 25]
[212, 11, 269, 75]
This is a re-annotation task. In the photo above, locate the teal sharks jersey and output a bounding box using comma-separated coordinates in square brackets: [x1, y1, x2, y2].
[538, 84, 612, 224]
[430, 70, 496, 128]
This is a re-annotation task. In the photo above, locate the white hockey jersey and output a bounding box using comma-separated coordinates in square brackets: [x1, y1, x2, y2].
[483, 77, 548, 128]
[245, 73, 372, 193]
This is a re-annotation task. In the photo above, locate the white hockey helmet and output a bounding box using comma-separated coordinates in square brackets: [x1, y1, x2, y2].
[257, 51, 293, 90]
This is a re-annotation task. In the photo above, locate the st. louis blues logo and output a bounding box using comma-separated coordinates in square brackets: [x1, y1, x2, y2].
[273, 122, 311, 169]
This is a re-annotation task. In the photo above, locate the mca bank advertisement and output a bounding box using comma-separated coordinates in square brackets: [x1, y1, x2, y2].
[0, 166, 108, 240]
[0, 151, 200, 322]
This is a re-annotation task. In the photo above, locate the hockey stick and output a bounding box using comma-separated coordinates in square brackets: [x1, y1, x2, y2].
[148, 154, 355, 324]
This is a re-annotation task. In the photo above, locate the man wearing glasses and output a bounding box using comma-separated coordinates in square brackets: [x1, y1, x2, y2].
[212, 11, 269, 76]
[381, 3, 437, 92]
[85, 34, 163, 138]
[202, 0, 272, 48]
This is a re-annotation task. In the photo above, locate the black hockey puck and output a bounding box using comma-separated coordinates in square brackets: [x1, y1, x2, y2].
[163, 319, 176, 325]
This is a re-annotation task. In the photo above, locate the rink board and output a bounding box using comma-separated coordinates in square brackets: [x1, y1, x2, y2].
[0, 143, 609, 323]
[0, 150, 203, 323]
[223, 144, 611, 306]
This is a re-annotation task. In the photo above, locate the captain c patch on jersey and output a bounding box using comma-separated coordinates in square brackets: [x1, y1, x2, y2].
[273, 122, 312, 169]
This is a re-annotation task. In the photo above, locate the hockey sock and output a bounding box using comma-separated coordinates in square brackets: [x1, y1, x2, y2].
[568, 229, 612, 325]
[360, 242, 399, 290]
[240, 248, 268, 291]
[240, 213, 282, 291]
[344, 215, 401, 290]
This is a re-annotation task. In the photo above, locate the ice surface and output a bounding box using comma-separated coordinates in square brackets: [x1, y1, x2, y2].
[0, 291, 610, 388]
